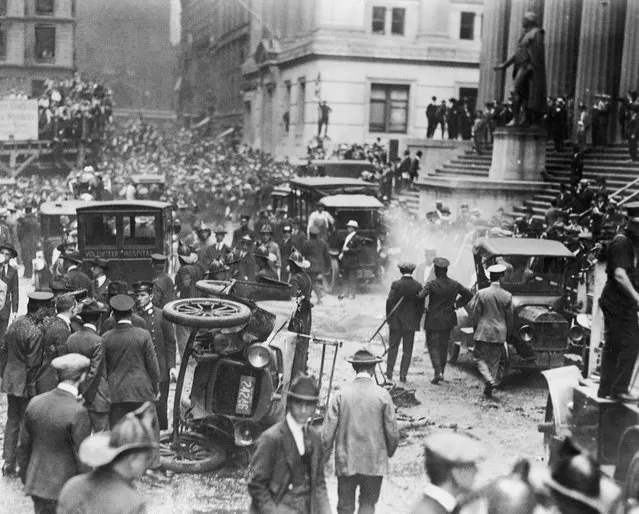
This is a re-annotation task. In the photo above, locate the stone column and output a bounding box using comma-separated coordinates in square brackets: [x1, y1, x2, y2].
[477, 0, 511, 108]
[619, 1, 639, 97]
[543, 0, 583, 98]
[503, 0, 544, 100]
[574, 0, 627, 142]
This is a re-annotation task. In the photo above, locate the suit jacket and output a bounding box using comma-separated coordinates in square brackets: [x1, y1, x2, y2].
[36, 315, 71, 394]
[419, 276, 473, 331]
[93, 277, 111, 305]
[409, 493, 451, 514]
[138, 306, 177, 382]
[0, 314, 44, 398]
[233, 250, 256, 282]
[101, 312, 147, 334]
[152, 272, 175, 308]
[202, 242, 232, 263]
[57, 468, 146, 514]
[232, 226, 256, 248]
[248, 420, 330, 514]
[17, 215, 40, 251]
[65, 326, 111, 413]
[0, 264, 19, 319]
[102, 323, 160, 403]
[303, 238, 331, 274]
[16, 387, 91, 500]
[65, 267, 93, 297]
[469, 282, 513, 343]
[386, 276, 424, 332]
[339, 232, 363, 269]
[322, 376, 399, 476]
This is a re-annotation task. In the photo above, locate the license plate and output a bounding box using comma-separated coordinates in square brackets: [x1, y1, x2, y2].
[235, 375, 256, 416]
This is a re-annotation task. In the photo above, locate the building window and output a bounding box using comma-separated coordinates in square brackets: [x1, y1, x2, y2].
[391, 8, 405, 35]
[36, 0, 54, 16]
[460, 12, 475, 40]
[35, 25, 55, 61]
[369, 84, 409, 133]
[372, 6, 386, 35]
[0, 25, 6, 61]
[0, 0, 6, 16]
[297, 79, 306, 131]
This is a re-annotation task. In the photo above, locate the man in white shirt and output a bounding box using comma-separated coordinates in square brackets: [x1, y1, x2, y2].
[307, 203, 334, 240]
[409, 432, 485, 514]
[338, 220, 361, 299]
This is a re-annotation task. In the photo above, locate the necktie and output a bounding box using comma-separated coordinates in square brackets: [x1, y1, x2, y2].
[1, 266, 6, 280]
[302, 423, 311, 455]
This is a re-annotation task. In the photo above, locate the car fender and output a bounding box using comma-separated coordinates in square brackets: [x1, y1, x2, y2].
[541, 365, 582, 437]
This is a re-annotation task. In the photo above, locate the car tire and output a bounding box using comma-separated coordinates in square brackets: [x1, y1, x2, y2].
[163, 298, 251, 328]
[159, 431, 228, 474]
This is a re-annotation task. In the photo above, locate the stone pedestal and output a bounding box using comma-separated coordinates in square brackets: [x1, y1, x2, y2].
[488, 127, 546, 181]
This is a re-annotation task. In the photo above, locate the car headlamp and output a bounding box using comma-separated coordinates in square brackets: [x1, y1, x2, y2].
[246, 343, 271, 369]
[519, 324, 535, 342]
[568, 324, 585, 343]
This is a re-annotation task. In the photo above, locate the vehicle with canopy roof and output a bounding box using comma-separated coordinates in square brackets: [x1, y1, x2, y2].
[39, 200, 91, 264]
[130, 174, 166, 200]
[450, 237, 583, 386]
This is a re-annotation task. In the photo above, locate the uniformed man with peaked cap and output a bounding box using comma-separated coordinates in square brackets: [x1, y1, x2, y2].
[150, 253, 174, 309]
[410, 432, 485, 514]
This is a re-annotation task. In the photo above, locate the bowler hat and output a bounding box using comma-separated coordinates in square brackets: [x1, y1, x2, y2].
[87, 257, 109, 269]
[109, 294, 135, 312]
[0, 242, 18, 259]
[288, 250, 310, 269]
[398, 262, 416, 274]
[424, 431, 486, 466]
[51, 353, 90, 375]
[107, 280, 130, 298]
[79, 402, 158, 468]
[286, 375, 320, 402]
[347, 349, 382, 364]
[80, 298, 107, 314]
[214, 226, 227, 234]
[132, 281, 154, 294]
[151, 253, 167, 263]
[433, 257, 450, 268]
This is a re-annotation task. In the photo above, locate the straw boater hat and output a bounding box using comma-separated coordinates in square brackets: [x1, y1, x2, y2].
[347, 348, 382, 364]
[287, 250, 310, 269]
[285, 375, 320, 402]
[346, 220, 359, 229]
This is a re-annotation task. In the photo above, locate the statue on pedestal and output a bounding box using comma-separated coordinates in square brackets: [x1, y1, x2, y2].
[494, 12, 547, 127]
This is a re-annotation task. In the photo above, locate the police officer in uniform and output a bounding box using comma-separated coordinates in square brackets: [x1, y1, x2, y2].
[133, 282, 177, 430]
[150, 254, 174, 309]
[418, 257, 473, 384]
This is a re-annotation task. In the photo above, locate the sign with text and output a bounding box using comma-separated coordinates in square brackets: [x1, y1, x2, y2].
[0, 99, 38, 141]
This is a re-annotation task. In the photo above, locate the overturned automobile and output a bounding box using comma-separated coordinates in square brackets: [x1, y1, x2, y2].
[450, 238, 585, 386]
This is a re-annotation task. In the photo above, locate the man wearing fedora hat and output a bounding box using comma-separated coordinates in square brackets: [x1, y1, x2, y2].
[204, 226, 232, 264]
[249, 375, 330, 514]
[598, 201, 639, 402]
[150, 253, 174, 309]
[232, 214, 256, 248]
[57, 402, 158, 514]
[418, 257, 473, 385]
[232, 235, 257, 282]
[1, 291, 53, 477]
[0, 241, 19, 345]
[386, 263, 425, 383]
[65, 299, 111, 432]
[88, 257, 111, 305]
[322, 349, 399, 514]
[468, 264, 513, 398]
[62, 252, 93, 298]
[17, 353, 92, 514]
[338, 220, 363, 299]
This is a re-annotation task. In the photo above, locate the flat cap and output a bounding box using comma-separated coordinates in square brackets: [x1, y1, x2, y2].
[398, 262, 416, 273]
[424, 432, 486, 466]
[132, 281, 154, 293]
[51, 353, 90, 373]
[487, 264, 507, 275]
[433, 257, 450, 268]
[28, 291, 54, 302]
[109, 294, 135, 312]
[107, 280, 130, 297]
[151, 253, 167, 263]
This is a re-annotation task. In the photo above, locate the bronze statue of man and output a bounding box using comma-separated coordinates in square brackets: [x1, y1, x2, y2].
[494, 12, 547, 127]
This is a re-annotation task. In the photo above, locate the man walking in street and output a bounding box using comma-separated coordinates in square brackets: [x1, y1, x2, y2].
[133, 281, 177, 430]
[322, 349, 399, 514]
[418, 258, 473, 384]
[151, 253, 174, 309]
[469, 264, 513, 398]
[65, 299, 111, 432]
[17, 205, 40, 280]
[385, 263, 424, 383]
[17, 353, 92, 514]
[248, 375, 331, 514]
[303, 226, 331, 305]
[0, 242, 19, 347]
[338, 220, 362, 299]
[1, 291, 53, 477]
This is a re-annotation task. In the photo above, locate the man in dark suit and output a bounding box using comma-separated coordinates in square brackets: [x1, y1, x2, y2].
[65, 299, 111, 432]
[17, 205, 40, 279]
[58, 402, 158, 514]
[88, 257, 111, 304]
[232, 235, 257, 282]
[322, 349, 399, 514]
[133, 281, 176, 430]
[303, 226, 331, 305]
[385, 263, 425, 383]
[175, 245, 203, 298]
[249, 375, 330, 514]
[100, 281, 147, 334]
[279, 225, 297, 283]
[232, 214, 256, 248]
[102, 294, 160, 427]
[37, 294, 76, 394]
[62, 252, 93, 297]
[205, 226, 232, 263]
[410, 432, 485, 514]
[151, 253, 174, 309]
[338, 220, 362, 299]
[0, 242, 20, 348]
[426, 96, 438, 138]
[1, 291, 53, 477]
[469, 264, 513, 398]
[17, 353, 92, 514]
[418, 257, 473, 384]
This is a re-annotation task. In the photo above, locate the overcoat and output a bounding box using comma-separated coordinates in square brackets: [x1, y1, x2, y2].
[138, 306, 177, 383]
[0, 314, 44, 397]
[386, 276, 424, 332]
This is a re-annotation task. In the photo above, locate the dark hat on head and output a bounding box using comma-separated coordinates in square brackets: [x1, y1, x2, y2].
[132, 281, 154, 294]
[433, 257, 450, 269]
[107, 280, 130, 298]
[87, 257, 109, 269]
[241, 234, 253, 244]
[398, 262, 416, 274]
[288, 250, 310, 269]
[61, 251, 83, 265]
[56, 241, 76, 253]
[80, 298, 107, 314]
[151, 253, 167, 263]
[214, 226, 227, 234]
[109, 294, 135, 313]
[347, 348, 382, 364]
[50, 277, 71, 295]
[240, 214, 250, 221]
[286, 375, 320, 402]
[28, 290, 54, 303]
[0, 241, 18, 259]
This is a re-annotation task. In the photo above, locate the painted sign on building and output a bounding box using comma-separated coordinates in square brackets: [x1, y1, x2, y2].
[0, 99, 39, 141]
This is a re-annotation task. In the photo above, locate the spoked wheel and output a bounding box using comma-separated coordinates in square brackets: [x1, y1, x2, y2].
[159, 431, 228, 474]
[493, 346, 509, 388]
[324, 258, 339, 294]
[163, 298, 251, 328]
